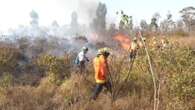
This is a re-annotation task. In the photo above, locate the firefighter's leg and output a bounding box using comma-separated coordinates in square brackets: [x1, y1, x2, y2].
[129, 51, 137, 60]
[129, 52, 133, 61]
[91, 83, 103, 100]
[105, 81, 112, 93]
[75, 64, 79, 74]
[79, 61, 84, 74]
[132, 51, 137, 59]
[79, 64, 82, 74]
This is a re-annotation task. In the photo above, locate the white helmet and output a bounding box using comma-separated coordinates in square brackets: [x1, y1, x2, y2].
[82, 46, 88, 51]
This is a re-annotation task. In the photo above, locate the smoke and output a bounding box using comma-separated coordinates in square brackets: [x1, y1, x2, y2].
[0, 0, 106, 59]
[3, 0, 101, 39]
[77, 0, 99, 25]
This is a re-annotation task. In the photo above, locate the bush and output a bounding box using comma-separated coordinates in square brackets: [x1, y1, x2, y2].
[37, 54, 73, 84]
[174, 30, 189, 37]
[0, 47, 21, 73]
[0, 72, 14, 88]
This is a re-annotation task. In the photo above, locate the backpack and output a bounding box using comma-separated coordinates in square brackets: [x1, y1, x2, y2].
[74, 55, 80, 65]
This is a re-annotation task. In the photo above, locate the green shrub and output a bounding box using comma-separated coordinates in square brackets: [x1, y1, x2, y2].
[37, 54, 73, 84]
[0, 47, 21, 73]
[0, 72, 14, 88]
[168, 72, 195, 100]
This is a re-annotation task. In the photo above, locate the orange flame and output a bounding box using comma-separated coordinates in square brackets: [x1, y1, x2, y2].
[113, 34, 132, 50]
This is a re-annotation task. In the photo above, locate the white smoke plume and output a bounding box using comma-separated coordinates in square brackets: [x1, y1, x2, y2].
[0, 0, 104, 58]
[77, 0, 99, 25]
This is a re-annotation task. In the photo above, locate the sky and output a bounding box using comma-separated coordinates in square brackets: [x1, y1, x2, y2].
[0, 0, 194, 32]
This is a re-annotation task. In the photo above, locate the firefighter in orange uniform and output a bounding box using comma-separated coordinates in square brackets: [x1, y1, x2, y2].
[91, 48, 112, 100]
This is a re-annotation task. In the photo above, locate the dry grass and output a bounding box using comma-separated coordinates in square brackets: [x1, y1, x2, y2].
[169, 36, 195, 48]
[0, 36, 194, 110]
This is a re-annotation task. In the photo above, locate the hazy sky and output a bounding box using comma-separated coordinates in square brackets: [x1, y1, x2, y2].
[0, 0, 194, 32]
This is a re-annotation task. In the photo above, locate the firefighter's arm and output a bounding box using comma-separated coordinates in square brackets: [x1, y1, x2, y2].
[85, 57, 89, 62]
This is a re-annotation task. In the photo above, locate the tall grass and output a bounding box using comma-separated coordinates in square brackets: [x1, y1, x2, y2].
[0, 37, 194, 110]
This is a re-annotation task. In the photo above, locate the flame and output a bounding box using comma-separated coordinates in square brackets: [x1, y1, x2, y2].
[113, 34, 131, 50]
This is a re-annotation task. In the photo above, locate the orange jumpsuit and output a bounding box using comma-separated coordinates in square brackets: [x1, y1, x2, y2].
[93, 55, 108, 84]
[92, 54, 111, 100]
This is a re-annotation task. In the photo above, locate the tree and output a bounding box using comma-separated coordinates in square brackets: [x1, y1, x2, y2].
[140, 20, 148, 32]
[180, 6, 195, 32]
[91, 2, 107, 34]
[70, 11, 79, 35]
[160, 12, 175, 33]
[108, 23, 117, 37]
[30, 10, 39, 27]
[70, 11, 78, 29]
[176, 20, 185, 31]
[150, 18, 158, 32]
[52, 20, 59, 28]
[150, 13, 160, 32]
[118, 10, 133, 35]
